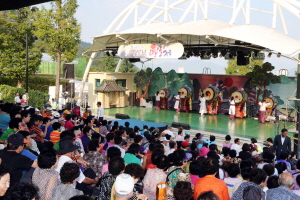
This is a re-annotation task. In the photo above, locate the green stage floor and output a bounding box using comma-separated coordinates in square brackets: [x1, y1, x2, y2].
[104, 107, 295, 140]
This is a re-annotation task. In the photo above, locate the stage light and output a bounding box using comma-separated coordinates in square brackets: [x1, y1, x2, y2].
[268, 53, 272, 58]
[220, 49, 227, 57]
[229, 53, 233, 59]
[206, 50, 212, 57]
[212, 51, 218, 58]
[106, 51, 110, 56]
[254, 50, 259, 57]
[111, 50, 116, 56]
[193, 49, 200, 57]
[243, 50, 250, 58]
[231, 49, 237, 57]
[277, 52, 281, 58]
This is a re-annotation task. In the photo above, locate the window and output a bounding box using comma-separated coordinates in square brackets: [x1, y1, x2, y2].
[116, 79, 126, 88]
[95, 79, 101, 87]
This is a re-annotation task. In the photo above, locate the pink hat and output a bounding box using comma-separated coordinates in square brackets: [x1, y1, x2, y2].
[199, 147, 210, 157]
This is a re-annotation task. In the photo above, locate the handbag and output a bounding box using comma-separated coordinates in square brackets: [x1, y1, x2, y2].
[156, 181, 166, 200]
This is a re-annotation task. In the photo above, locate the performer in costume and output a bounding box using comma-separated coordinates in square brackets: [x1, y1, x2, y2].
[231, 89, 248, 118]
[203, 86, 220, 115]
[199, 94, 208, 115]
[155, 91, 161, 110]
[174, 92, 181, 113]
[228, 97, 236, 120]
[258, 100, 271, 124]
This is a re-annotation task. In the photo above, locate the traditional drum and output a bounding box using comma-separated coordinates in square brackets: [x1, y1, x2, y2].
[203, 86, 220, 114]
[159, 88, 170, 109]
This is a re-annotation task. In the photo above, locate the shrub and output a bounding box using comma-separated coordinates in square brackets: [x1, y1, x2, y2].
[0, 85, 49, 109]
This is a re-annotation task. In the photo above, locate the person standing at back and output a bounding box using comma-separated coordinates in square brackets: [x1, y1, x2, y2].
[273, 128, 291, 158]
[97, 102, 104, 123]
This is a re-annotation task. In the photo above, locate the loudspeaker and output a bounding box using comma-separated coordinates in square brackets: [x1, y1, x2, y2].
[157, 126, 166, 133]
[179, 123, 191, 130]
[297, 74, 300, 99]
[237, 51, 249, 66]
[63, 63, 75, 79]
[121, 114, 130, 119]
[129, 92, 136, 107]
[115, 113, 122, 119]
[129, 58, 140, 63]
[62, 82, 75, 98]
[172, 122, 180, 128]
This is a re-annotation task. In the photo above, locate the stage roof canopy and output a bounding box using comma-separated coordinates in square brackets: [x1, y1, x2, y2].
[87, 19, 300, 60]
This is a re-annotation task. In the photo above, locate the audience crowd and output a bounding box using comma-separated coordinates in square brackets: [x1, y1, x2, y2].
[0, 101, 299, 200]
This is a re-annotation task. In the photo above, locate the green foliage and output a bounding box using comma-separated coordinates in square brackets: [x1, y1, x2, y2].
[134, 68, 154, 98]
[225, 58, 264, 75]
[77, 41, 92, 58]
[0, 85, 49, 109]
[0, 8, 43, 88]
[166, 70, 181, 98]
[32, 0, 81, 100]
[91, 54, 138, 73]
[0, 75, 68, 93]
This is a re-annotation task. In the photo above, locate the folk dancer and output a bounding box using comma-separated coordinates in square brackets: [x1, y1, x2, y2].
[174, 92, 181, 113]
[228, 97, 236, 120]
[258, 100, 271, 124]
[199, 94, 208, 115]
[155, 91, 161, 110]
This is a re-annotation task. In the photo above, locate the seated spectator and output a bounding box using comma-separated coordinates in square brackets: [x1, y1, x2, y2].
[257, 151, 278, 176]
[32, 149, 59, 200]
[230, 138, 241, 156]
[107, 136, 125, 157]
[0, 118, 22, 142]
[194, 158, 230, 200]
[102, 133, 115, 156]
[203, 135, 216, 146]
[189, 160, 201, 186]
[223, 135, 232, 148]
[288, 152, 297, 170]
[69, 195, 93, 200]
[83, 140, 105, 178]
[166, 150, 191, 199]
[231, 168, 267, 200]
[174, 181, 193, 200]
[124, 143, 142, 165]
[263, 164, 275, 177]
[40, 117, 53, 140]
[175, 127, 184, 142]
[18, 130, 38, 161]
[199, 143, 209, 157]
[81, 126, 92, 153]
[113, 173, 135, 200]
[232, 167, 252, 194]
[50, 122, 61, 145]
[276, 162, 288, 175]
[267, 175, 279, 189]
[224, 163, 242, 197]
[238, 143, 252, 161]
[229, 149, 240, 163]
[266, 173, 300, 200]
[102, 146, 121, 175]
[289, 159, 300, 190]
[6, 182, 38, 200]
[51, 163, 83, 199]
[64, 114, 75, 130]
[251, 138, 263, 153]
[143, 153, 168, 200]
[167, 141, 177, 156]
[293, 175, 300, 196]
[99, 120, 108, 137]
[277, 152, 291, 170]
[98, 157, 125, 200]
[197, 191, 220, 200]
[0, 133, 37, 186]
[0, 165, 10, 198]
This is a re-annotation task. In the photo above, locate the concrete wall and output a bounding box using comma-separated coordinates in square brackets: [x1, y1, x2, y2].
[87, 72, 136, 109]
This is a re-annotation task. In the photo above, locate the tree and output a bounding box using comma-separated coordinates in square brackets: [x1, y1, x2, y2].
[134, 68, 154, 101]
[119, 59, 138, 73]
[0, 8, 42, 88]
[33, 0, 81, 101]
[246, 62, 281, 105]
[225, 58, 264, 75]
[148, 67, 165, 96]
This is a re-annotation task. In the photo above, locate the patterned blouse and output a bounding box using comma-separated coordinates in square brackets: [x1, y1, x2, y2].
[142, 167, 167, 200]
[83, 151, 105, 178]
[32, 167, 60, 200]
[51, 184, 83, 200]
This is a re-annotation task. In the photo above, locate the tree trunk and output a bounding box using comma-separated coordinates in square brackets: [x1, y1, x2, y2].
[255, 86, 261, 106]
[55, 48, 61, 102]
[262, 83, 267, 100]
[140, 80, 151, 100]
[136, 86, 140, 100]
[17, 77, 22, 88]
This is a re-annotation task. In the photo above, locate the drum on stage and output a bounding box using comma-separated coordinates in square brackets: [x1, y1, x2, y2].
[264, 97, 278, 109]
[231, 90, 248, 104]
[178, 86, 193, 111]
[203, 86, 220, 102]
[159, 88, 170, 109]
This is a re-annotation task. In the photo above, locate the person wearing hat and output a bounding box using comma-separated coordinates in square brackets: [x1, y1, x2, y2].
[35, 108, 41, 116]
[58, 117, 66, 132]
[19, 131, 38, 161]
[181, 141, 190, 152]
[55, 139, 98, 188]
[42, 108, 52, 118]
[72, 103, 81, 117]
[0, 133, 38, 186]
[82, 106, 92, 119]
[113, 173, 135, 200]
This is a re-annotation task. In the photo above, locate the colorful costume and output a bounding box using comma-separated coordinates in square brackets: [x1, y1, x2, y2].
[174, 95, 180, 112]
[203, 86, 220, 115]
[231, 90, 248, 118]
[199, 97, 208, 115]
[229, 100, 236, 119]
[258, 102, 271, 123]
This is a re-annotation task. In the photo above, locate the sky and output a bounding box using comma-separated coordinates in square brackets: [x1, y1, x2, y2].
[47, 0, 300, 75]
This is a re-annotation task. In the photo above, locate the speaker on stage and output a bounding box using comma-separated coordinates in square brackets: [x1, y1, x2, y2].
[172, 122, 180, 128]
[179, 123, 191, 130]
[63, 63, 75, 79]
[237, 51, 249, 66]
[115, 113, 122, 119]
[121, 114, 130, 119]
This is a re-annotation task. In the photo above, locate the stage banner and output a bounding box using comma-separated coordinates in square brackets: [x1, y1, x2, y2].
[117, 43, 184, 59]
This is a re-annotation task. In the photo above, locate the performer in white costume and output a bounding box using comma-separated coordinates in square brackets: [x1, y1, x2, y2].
[199, 94, 208, 115]
[229, 97, 236, 120]
[174, 92, 180, 113]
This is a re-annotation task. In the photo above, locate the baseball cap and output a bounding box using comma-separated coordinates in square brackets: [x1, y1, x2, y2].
[35, 108, 40, 112]
[45, 108, 52, 112]
[167, 125, 172, 129]
[8, 133, 25, 146]
[63, 110, 70, 114]
[181, 141, 189, 147]
[115, 173, 134, 196]
[26, 106, 34, 110]
[53, 112, 60, 118]
[58, 117, 66, 123]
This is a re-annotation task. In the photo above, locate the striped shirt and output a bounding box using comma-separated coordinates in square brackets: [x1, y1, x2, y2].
[224, 177, 243, 197]
[50, 131, 61, 145]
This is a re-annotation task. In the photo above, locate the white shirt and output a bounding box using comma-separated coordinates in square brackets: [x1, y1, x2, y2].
[14, 96, 20, 103]
[163, 143, 170, 155]
[281, 136, 286, 145]
[259, 102, 271, 111]
[163, 130, 175, 139]
[230, 143, 241, 156]
[166, 148, 175, 156]
[155, 94, 161, 101]
[97, 106, 104, 118]
[55, 155, 85, 183]
[175, 135, 184, 142]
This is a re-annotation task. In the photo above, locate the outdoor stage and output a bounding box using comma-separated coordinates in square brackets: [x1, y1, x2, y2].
[104, 107, 295, 140]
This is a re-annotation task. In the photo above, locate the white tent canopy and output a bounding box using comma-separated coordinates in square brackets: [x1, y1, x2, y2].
[86, 19, 300, 60]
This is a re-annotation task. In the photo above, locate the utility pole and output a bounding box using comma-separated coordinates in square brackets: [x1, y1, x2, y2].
[25, 33, 29, 93]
